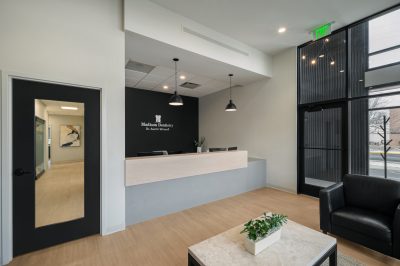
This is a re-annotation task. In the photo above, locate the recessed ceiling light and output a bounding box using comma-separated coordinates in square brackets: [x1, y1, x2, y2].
[319, 54, 325, 58]
[61, 106, 78, 110]
[179, 75, 186, 80]
[278, 27, 286, 33]
[330, 61, 335, 65]
[325, 38, 330, 42]
[311, 59, 316, 65]
[359, 79, 363, 82]
[163, 85, 169, 89]
[302, 55, 306, 60]
[340, 70, 345, 73]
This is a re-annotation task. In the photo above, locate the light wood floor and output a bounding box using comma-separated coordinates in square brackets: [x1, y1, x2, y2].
[35, 161, 84, 227]
[11, 188, 400, 265]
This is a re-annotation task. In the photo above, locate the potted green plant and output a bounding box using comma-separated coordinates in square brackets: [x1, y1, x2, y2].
[240, 213, 288, 255]
[194, 137, 205, 153]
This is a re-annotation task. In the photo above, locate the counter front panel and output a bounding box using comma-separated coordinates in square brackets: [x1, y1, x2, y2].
[125, 150, 248, 186]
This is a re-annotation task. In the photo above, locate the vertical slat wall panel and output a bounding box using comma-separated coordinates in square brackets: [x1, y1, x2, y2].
[348, 21, 369, 175]
[350, 99, 369, 175]
[348, 22, 369, 97]
[299, 30, 347, 104]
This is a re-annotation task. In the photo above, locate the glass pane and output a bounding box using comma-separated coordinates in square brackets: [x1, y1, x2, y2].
[304, 149, 341, 188]
[34, 99, 85, 228]
[349, 8, 400, 97]
[299, 30, 347, 104]
[369, 84, 400, 96]
[369, 8, 400, 53]
[369, 93, 400, 109]
[368, 96, 400, 180]
[369, 48, 400, 68]
[304, 107, 342, 149]
[350, 94, 400, 180]
[303, 107, 342, 188]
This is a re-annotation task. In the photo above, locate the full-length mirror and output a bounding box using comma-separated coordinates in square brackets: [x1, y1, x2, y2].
[34, 99, 85, 228]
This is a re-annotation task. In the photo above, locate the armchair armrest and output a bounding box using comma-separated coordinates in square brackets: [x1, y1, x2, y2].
[319, 182, 345, 233]
[393, 203, 400, 259]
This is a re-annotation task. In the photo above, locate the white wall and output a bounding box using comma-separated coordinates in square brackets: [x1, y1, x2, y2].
[199, 48, 297, 192]
[35, 100, 47, 121]
[49, 115, 84, 163]
[124, 0, 272, 78]
[0, 0, 125, 263]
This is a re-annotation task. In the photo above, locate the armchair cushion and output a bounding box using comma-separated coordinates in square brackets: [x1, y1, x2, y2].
[332, 207, 392, 243]
[343, 174, 400, 217]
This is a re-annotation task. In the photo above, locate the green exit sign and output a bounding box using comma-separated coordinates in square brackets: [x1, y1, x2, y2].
[311, 23, 332, 40]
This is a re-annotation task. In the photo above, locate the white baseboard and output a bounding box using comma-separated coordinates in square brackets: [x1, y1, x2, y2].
[102, 223, 125, 236]
[266, 184, 297, 194]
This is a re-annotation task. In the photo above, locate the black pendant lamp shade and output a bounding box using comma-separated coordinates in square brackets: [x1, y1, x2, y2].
[225, 100, 237, 111]
[225, 74, 237, 111]
[169, 58, 184, 106]
[169, 91, 183, 106]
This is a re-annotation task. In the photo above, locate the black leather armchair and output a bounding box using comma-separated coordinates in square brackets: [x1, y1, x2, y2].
[320, 174, 400, 259]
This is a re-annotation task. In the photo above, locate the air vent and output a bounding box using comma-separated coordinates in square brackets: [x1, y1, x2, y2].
[180, 82, 200, 89]
[125, 60, 155, 74]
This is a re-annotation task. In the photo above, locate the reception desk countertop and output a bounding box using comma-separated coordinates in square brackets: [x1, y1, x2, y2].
[125, 150, 248, 186]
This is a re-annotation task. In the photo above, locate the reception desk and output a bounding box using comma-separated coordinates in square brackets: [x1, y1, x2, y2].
[125, 152, 266, 225]
[125, 150, 248, 186]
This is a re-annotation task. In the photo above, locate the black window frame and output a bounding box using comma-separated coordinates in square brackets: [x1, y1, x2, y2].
[297, 3, 400, 196]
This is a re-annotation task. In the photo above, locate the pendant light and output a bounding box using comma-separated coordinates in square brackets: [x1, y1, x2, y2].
[225, 74, 237, 112]
[169, 58, 184, 106]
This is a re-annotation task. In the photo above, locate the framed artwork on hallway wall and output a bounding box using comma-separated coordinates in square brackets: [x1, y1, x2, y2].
[60, 125, 81, 147]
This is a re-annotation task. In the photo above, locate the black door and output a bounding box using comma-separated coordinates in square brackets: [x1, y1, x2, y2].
[298, 102, 347, 197]
[13, 79, 100, 256]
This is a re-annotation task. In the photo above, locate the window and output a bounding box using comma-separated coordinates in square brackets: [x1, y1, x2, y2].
[298, 6, 400, 196]
[368, 8, 400, 69]
[368, 95, 400, 180]
[369, 8, 400, 53]
[369, 48, 400, 69]
[299, 30, 347, 104]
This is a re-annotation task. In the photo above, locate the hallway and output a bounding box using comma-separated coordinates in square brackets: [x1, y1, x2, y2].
[35, 161, 84, 227]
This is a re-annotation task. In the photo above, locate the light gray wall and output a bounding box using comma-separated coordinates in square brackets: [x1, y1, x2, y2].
[0, 1, 125, 262]
[199, 48, 297, 192]
[49, 115, 84, 163]
[126, 158, 266, 225]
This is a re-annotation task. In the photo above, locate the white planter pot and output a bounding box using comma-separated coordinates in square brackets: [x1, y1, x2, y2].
[244, 228, 282, 255]
[197, 147, 202, 153]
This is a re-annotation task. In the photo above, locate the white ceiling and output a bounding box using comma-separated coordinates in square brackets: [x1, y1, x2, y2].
[125, 32, 267, 97]
[40, 100, 84, 116]
[149, 0, 400, 54]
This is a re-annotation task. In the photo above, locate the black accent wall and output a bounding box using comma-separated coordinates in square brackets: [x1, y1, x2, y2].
[125, 87, 198, 157]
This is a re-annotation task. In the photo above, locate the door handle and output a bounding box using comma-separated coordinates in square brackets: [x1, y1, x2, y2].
[14, 168, 32, 176]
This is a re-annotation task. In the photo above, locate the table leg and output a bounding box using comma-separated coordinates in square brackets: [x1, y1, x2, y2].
[329, 246, 337, 266]
[188, 253, 201, 266]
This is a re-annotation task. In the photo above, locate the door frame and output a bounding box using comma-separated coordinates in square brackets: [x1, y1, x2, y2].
[297, 101, 348, 197]
[1, 72, 104, 264]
